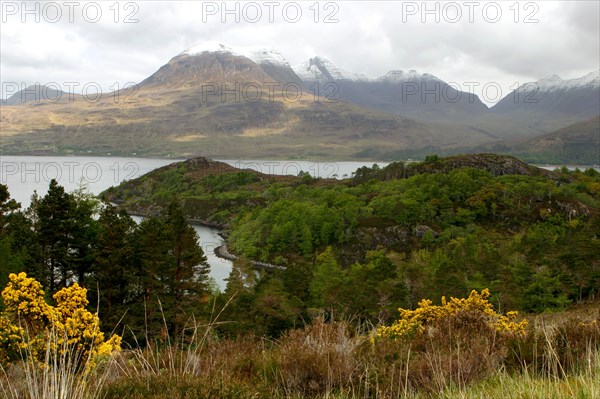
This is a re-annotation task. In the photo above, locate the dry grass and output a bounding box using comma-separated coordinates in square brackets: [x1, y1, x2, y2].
[103, 310, 600, 398]
[2, 309, 599, 399]
[266, 317, 362, 397]
[0, 327, 117, 399]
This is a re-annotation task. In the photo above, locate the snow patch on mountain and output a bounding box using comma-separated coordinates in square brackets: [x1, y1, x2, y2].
[292, 57, 369, 82]
[527, 71, 600, 92]
[292, 58, 444, 84]
[376, 70, 439, 82]
[181, 42, 290, 67]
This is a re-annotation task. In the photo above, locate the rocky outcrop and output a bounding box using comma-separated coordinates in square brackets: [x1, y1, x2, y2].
[414, 225, 437, 238]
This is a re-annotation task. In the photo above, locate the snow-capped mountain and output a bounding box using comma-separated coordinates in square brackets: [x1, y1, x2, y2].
[138, 42, 597, 132]
[141, 42, 303, 87]
[375, 70, 439, 83]
[142, 44, 279, 87]
[501, 71, 600, 95]
[491, 71, 600, 120]
[531, 71, 599, 92]
[291, 57, 488, 122]
[181, 42, 291, 68]
[293, 56, 369, 82]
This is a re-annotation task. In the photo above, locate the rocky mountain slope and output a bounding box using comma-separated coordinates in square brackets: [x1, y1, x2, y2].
[0, 44, 498, 159]
[491, 71, 600, 131]
[1, 43, 597, 162]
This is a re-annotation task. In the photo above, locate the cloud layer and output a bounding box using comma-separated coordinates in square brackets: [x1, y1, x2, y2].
[1, 0, 598, 105]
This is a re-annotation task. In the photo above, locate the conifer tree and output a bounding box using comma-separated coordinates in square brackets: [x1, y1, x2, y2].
[90, 204, 136, 330]
[36, 179, 76, 292]
[131, 199, 210, 343]
[164, 199, 209, 342]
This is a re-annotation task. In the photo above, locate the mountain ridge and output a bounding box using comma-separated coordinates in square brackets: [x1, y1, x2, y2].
[1, 43, 598, 163]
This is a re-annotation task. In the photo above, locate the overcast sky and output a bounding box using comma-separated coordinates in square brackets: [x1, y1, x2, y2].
[1, 0, 598, 105]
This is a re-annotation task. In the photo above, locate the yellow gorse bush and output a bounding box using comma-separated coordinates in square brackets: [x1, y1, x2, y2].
[0, 272, 121, 369]
[1, 272, 56, 328]
[376, 289, 527, 340]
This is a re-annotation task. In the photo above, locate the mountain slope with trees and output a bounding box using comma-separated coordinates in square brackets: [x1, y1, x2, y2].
[2, 153, 598, 341]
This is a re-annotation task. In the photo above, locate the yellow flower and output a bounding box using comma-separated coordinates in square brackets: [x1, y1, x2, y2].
[376, 289, 527, 340]
[0, 273, 121, 370]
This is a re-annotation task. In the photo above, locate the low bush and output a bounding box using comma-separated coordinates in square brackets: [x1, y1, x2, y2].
[0, 273, 121, 399]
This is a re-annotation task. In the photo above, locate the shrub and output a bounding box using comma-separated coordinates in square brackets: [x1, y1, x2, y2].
[508, 315, 600, 377]
[0, 272, 121, 369]
[376, 289, 527, 341]
[552, 318, 600, 374]
[374, 289, 528, 393]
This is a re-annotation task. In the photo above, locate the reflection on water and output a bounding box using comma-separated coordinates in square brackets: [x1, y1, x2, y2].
[192, 225, 233, 290]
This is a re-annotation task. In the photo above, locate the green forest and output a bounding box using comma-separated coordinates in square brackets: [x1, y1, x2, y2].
[103, 154, 600, 335]
[1, 154, 600, 398]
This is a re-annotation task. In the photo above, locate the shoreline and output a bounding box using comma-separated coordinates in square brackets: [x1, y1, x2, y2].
[125, 210, 284, 270]
[214, 244, 286, 271]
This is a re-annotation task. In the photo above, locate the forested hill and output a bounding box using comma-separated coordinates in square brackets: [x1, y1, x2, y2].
[100, 154, 600, 321]
[102, 156, 302, 226]
[102, 154, 559, 223]
[352, 153, 558, 182]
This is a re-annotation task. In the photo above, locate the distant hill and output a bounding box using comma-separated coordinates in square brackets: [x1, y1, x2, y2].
[102, 153, 559, 222]
[352, 153, 559, 184]
[513, 116, 600, 165]
[3, 85, 67, 105]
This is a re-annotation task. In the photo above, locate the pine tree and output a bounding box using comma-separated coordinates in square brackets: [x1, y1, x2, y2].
[0, 184, 20, 236]
[0, 184, 24, 300]
[309, 246, 344, 309]
[90, 204, 136, 330]
[221, 258, 258, 336]
[70, 184, 100, 286]
[131, 216, 171, 343]
[164, 199, 210, 342]
[36, 179, 76, 293]
[131, 199, 210, 343]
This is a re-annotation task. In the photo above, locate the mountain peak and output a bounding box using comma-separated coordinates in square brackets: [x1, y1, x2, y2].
[181, 41, 233, 56]
[579, 70, 600, 86]
[491, 70, 600, 119]
[585, 70, 600, 79]
[539, 74, 562, 82]
[534, 71, 599, 91]
[180, 42, 290, 67]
